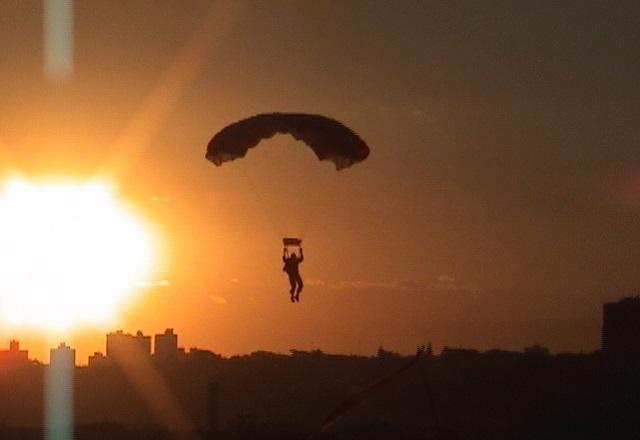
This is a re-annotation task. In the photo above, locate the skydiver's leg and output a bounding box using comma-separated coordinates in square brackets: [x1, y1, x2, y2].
[288, 274, 296, 298]
[295, 274, 303, 301]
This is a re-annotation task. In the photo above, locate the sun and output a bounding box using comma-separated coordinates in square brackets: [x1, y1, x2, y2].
[0, 177, 157, 330]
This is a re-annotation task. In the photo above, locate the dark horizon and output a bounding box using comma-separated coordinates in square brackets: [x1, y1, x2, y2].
[5, 294, 639, 366]
[2, 323, 640, 439]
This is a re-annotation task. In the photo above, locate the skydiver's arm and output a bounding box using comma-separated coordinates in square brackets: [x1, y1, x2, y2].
[299, 248, 304, 262]
[283, 248, 288, 262]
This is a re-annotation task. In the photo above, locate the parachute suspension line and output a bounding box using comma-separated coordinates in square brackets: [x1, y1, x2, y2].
[234, 154, 313, 245]
[236, 163, 285, 242]
[294, 180, 333, 240]
[290, 167, 338, 242]
[237, 162, 339, 252]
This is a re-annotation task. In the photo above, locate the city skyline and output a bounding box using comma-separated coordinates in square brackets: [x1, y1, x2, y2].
[5, 294, 639, 365]
[0, 295, 639, 438]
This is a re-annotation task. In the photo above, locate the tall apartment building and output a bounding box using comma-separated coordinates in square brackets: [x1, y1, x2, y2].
[602, 296, 640, 359]
[154, 328, 180, 360]
[106, 330, 151, 359]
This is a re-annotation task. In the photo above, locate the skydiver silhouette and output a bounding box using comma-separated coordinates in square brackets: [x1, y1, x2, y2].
[283, 247, 304, 302]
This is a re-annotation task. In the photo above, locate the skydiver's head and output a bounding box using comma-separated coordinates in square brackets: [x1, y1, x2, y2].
[290, 252, 297, 259]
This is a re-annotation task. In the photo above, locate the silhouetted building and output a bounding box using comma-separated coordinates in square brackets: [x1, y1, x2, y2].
[46, 343, 74, 440]
[50, 342, 76, 367]
[187, 347, 218, 362]
[426, 343, 434, 357]
[602, 296, 640, 359]
[0, 340, 29, 366]
[154, 328, 180, 361]
[440, 347, 479, 360]
[523, 344, 550, 357]
[106, 330, 151, 359]
[88, 351, 108, 368]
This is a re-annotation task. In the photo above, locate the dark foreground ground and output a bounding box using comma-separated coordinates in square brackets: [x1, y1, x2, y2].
[2, 347, 640, 439]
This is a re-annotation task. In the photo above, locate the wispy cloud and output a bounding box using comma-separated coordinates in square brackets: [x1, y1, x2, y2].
[150, 196, 171, 202]
[307, 275, 477, 293]
[359, 99, 434, 123]
[139, 279, 170, 287]
[209, 295, 228, 305]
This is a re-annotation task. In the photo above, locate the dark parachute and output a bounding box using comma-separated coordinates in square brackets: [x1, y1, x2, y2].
[205, 113, 369, 170]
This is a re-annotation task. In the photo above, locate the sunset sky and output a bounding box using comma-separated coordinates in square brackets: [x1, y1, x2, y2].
[0, 1, 639, 362]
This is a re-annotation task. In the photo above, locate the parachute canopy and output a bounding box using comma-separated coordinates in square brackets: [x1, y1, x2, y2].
[205, 113, 369, 170]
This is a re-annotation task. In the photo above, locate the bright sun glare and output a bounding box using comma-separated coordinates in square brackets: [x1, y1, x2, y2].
[0, 178, 156, 330]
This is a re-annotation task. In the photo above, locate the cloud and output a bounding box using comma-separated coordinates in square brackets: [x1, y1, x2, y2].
[327, 280, 399, 290]
[360, 99, 433, 123]
[150, 196, 171, 202]
[305, 278, 328, 287]
[209, 295, 228, 305]
[436, 275, 456, 284]
[139, 279, 170, 287]
[309, 275, 477, 293]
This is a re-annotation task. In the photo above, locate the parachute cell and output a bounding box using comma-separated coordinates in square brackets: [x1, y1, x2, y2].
[205, 113, 369, 170]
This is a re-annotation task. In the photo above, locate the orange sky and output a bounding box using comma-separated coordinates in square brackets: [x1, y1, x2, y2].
[1, 1, 640, 362]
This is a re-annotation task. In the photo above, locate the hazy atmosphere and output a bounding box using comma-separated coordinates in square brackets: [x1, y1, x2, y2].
[1, 1, 639, 362]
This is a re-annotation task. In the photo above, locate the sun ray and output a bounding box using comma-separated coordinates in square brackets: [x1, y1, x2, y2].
[99, 0, 243, 181]
[109, 346, 196, 436]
